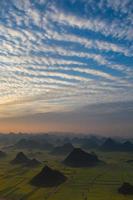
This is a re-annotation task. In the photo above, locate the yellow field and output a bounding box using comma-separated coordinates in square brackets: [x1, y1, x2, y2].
[0, 150, 132, 200]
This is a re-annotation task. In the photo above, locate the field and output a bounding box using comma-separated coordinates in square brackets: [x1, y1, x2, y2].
[0, 149, 133, 200]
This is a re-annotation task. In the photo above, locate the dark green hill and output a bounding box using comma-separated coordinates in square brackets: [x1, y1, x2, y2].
[63, 148, 101, 167]
[11, 152, 41, 167]
[11, 152, 30, 164]
[30, 165, 67, 187]
[118, 182, 133, 195]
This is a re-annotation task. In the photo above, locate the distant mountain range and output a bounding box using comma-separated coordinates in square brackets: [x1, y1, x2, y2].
[51, 143, 74, 155]
[100, 138, 133, 151]
[81, 138, 100, 149]
[12, 137, 133, 152]
[14, 138, 53, 150]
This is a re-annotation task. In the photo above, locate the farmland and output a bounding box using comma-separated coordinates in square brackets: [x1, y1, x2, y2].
[0, 150, 132, 200]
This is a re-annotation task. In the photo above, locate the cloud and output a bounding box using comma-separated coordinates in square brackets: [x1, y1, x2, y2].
[2, 100, 133, 136]
[49, 6, 133, 41]
[46, 29, 132, 57]
[0, 0, 132, 123]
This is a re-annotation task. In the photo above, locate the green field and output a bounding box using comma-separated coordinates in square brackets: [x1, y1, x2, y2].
[0, 150, 132, 200]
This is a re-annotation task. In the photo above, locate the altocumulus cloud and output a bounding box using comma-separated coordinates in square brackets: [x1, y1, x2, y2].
[0, 0, 133, 132]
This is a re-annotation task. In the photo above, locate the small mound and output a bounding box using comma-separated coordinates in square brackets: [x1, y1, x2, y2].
[0, 150, 6, 158]
[11, 152, 30, 164]
[30, 165, 67, 187]
[63, 148, 101, 167]
[118, 182, 133, 195]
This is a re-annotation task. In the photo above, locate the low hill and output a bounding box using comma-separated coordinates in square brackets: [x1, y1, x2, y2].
[63, 148, 101, 167]
[11, 152, 41, 167]
[100, 138, 121, 151]
[123, 141, 133, 151]
[51, 143, 74, 155]
[118, 182, 133, 195]
[11, 152, 30, 164]
[30, 165, 67, 187]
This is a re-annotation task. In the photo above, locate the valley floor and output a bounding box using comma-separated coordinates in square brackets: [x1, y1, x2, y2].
[0, 150, 133, 200]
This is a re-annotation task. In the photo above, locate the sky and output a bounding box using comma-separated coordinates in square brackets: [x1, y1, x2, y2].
[0, 0, 133, 136]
